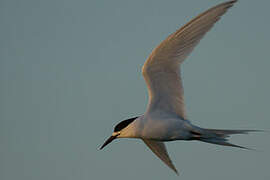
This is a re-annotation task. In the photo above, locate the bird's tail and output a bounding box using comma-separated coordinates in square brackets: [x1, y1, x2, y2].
[191, 128, 259, 150]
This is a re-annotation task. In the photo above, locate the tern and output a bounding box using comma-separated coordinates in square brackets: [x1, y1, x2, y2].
[100, 0, 257, 174]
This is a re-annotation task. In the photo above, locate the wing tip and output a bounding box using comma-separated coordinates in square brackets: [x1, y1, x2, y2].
[172, 166, 179, 175]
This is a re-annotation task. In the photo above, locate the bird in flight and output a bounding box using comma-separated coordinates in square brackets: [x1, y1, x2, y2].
[100, 0, 256, 174]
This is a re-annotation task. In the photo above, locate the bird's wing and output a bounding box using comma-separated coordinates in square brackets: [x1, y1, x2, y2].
[142, 0, 237, 120]
[142, 139, 178, 175]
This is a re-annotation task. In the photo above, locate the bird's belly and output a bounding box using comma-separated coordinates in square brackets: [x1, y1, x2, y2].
[139, 118, 191, 141]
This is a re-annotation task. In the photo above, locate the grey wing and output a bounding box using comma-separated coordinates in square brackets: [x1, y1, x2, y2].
[142, 139, 178, 175]
[142, 0, 237, 120]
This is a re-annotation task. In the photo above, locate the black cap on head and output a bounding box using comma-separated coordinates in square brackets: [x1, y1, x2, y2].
[114, 116, 138, 132]
[100, 116, 139, 150]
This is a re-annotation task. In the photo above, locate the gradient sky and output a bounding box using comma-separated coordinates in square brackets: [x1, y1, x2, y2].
[1, 0, 270, 179]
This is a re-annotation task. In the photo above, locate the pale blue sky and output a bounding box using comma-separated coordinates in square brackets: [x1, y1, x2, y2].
[1, 0, 270, 179]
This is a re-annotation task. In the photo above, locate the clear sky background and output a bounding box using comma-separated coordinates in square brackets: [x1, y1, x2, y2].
[1, 0, 270, 179]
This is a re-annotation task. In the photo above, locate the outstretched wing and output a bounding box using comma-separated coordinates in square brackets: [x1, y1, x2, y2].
[142, 139, 178, 175]
[142, 1, 237, 120]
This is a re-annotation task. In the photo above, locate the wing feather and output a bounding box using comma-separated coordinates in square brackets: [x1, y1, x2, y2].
[142, 139, 178, 175]
[142, 1, 237, 119]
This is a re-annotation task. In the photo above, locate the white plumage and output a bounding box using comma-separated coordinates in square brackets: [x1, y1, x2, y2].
[101, 0, 257, 175]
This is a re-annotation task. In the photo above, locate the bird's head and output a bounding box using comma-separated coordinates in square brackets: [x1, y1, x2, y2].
[100, 116, 138, 150]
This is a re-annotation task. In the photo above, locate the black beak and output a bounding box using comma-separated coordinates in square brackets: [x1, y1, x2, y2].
[100, 136, 117, 150]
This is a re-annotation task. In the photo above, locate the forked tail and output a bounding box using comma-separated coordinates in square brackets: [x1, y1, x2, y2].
[191, 128, 259, 150]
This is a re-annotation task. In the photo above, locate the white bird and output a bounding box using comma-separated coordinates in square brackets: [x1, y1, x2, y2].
[100, 0, 257, 174]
